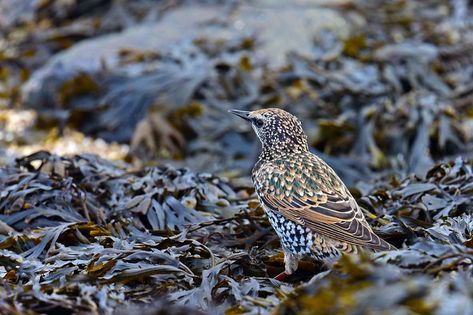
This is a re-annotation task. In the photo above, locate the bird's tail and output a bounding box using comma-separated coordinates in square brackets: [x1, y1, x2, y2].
[370, 234, 397, 251]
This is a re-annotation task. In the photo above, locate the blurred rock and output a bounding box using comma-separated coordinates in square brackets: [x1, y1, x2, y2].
[22, 1, 349, 107]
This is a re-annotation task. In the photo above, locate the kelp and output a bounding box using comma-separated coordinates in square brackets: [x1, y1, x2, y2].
[0, 153, 472, 314]
[275, 253, 472, 315]
[0, 151, 241, 231]
[0, 151, 287, 314]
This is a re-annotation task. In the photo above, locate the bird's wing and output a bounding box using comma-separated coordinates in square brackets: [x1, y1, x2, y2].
[254, 154, 394, 251]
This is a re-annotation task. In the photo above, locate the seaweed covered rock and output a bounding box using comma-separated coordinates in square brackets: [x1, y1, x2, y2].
[1, 152, 472, 314]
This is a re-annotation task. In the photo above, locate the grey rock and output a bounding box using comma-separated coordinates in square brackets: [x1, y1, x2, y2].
[22, 1, 350, 107]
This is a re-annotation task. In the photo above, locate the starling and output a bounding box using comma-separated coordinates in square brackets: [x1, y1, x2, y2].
[230, 108, 395, 280]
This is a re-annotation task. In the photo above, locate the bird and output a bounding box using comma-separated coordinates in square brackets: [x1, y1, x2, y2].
[229, 108, 395, 280]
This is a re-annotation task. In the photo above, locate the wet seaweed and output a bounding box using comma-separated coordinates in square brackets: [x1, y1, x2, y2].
[0, 152, 472, 314]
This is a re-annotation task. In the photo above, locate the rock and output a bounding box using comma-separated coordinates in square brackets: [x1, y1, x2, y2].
[22, 1, 350, 108]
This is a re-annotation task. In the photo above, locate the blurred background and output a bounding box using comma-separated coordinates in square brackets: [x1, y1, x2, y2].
[1, 0, 472, 186]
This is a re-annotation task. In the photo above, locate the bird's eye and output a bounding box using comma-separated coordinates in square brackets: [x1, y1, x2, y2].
[254, 118, 264, 128]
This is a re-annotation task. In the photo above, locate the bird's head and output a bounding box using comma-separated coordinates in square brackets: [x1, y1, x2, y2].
[229, 108, 309, 156]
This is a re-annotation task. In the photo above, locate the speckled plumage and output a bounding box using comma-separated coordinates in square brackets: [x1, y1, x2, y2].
[230, 108, 394, 277]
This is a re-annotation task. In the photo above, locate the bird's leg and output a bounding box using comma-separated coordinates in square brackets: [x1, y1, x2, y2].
[275, 250, 299, 281]
[274, 271, 288, 281]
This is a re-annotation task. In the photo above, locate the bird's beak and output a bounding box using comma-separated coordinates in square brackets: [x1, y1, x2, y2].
[229, 109, 251, 121]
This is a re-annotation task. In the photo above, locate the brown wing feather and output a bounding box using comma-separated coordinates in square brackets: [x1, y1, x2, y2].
[254, 153, 394, 251]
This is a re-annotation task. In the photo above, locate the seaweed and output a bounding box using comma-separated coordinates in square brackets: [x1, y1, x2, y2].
[0, 152, 472, 313]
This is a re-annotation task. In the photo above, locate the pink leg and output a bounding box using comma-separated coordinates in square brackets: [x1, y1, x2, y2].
[274, 271, 289, 281]
[274, 250, 299, 281]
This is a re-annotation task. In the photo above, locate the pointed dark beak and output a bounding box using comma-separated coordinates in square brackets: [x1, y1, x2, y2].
[229, 109, 251, 121]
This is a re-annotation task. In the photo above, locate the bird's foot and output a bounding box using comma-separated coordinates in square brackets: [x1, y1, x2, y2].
[274, 271, 289, 281]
